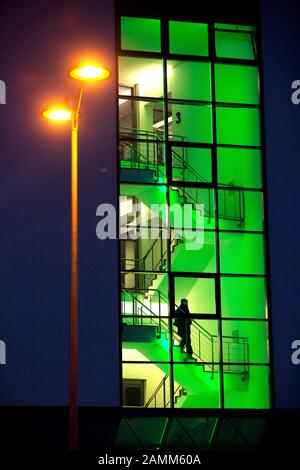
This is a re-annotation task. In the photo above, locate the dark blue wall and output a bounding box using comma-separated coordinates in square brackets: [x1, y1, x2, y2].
[0, 0, 119, 406]
[261, 0, 300, 407]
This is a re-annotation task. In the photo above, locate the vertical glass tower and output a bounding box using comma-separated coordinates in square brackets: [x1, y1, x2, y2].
[118, 16, 271, 409]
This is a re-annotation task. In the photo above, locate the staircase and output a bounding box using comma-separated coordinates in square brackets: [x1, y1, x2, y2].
[120, 127, 245, 227]
[122, 287, 249, 407]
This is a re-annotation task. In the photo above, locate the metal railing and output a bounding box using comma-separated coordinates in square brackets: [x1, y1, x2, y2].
[122, 287, 249, 380]
[145, 374, 185, 408]
[119, 127, 245, 225]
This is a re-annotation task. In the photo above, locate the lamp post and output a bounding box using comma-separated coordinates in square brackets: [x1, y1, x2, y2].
[42, 62, 110, 450]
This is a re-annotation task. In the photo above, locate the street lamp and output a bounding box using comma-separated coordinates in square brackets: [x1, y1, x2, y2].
[42, 61, 110, 450]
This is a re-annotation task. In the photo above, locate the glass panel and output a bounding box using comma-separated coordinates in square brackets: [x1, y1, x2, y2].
[119, 99, 165, 141]
[121, 286, 169, 319]
[171, 229, 216, 274]
[169, 21, 208, 56]
[122, 318, 170, 362]
[215, 23, 256, 32]
[165, 417, 219, 448]
[172, 318, 219, 363]
[172, 146, 212, 183]
[121, 272, 169, 301]
[119, 139, 166, 184]
[219, 232, 265, 275]
[215, 64, 259, 105]
[217, 147, 262, 189]
[121, 17, 161, 53]
[216, 106, 261, 146]
[169, 103, 213, 143]
[222, 320, 269, 363]
[167, 61, 211, 101]
[215, 31, 256, 60]
[218, 189, 264, 232]
[122, 363, 171, 408]
[169, 186, 215, 229]
[120, 229, 168, 273]
[223, 365, 271, 409]
[173, 364, 220, 408]
[120, 185, 168, 228]
[119, 57, 164, 98]
[221, 276, 267, 319]
[174, 277, 216, 314]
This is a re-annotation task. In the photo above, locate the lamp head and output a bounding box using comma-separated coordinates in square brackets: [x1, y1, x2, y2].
[69, 61, 110, 82]
[42, 101, 72, 122]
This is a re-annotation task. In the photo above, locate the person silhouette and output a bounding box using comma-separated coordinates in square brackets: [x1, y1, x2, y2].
[174, 298, 193, 358]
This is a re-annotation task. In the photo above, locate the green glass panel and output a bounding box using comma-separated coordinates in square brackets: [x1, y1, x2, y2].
[171, 230, 216, 274]
[122, 319, 170, 362]
[223, 365, 270, 409]
[118, 417, 168, 449]
[215, 31, 255, 60]
[215, 64, 259, 104]
[172, 146, 212, 183]
[169, 103, 213, 143]
[122, 363, 171, 408]
[222, 320, 269, 363]
[169, 186, 215, 229]
[167, 61, 211, 101]
[174, 277, 216, 314]
[169, 21, 208, 56]
[173, 317, 220, 364]
[119, 57, 164, 98]
[221, 276, 267, 319]
[216, 107, 261, 146]
[173, 319, 219, 363]
[218, 190, 264, 232]
[119, 99, 165, 140]
[219, 232, 265, 275]
[217, 147, 262, 189]
[120, 139, 166, 184]
[165, 417, 218, 448]
[121, 17, 161, 52]
[215, 23, 256, 32]
[173, 364, 220, 408]
[120, 184, 167, 217]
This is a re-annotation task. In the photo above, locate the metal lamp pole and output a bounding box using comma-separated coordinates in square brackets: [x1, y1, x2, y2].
[42, 62, 110, 452]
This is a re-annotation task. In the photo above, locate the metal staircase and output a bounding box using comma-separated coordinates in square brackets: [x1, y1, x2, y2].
[120, 126, 245, 226]
[145, 374, 187, 408]
[122, 287, 249, 389]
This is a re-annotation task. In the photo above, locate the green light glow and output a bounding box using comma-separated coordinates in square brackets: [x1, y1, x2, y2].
[121, 17, 161, 52]
[119, 16, 270, 411]
[169, 21, 208, 56]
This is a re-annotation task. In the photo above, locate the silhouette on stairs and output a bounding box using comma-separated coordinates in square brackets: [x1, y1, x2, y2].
[122, 287, 249, 407]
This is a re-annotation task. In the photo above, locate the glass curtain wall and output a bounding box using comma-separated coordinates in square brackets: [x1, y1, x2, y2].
[118, 17, 271, 409]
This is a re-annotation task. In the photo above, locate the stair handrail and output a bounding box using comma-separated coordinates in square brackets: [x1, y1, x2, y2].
[145, 374, 168, 408]
[122, 286, 248, 377]
[172, 148, 207, 184]
[120, 125, 185, 143]
[119, 139, 165, 181]
[145, 374, 185, 408]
